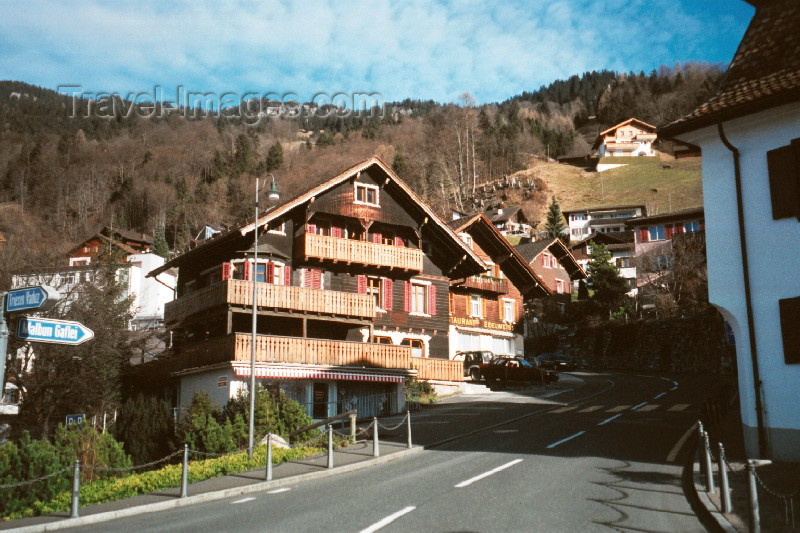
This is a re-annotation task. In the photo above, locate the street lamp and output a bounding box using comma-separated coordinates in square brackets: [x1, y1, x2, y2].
[248, 173, 280, 458]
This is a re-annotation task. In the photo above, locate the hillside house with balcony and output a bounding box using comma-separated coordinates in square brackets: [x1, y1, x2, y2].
[563, 204, 646, 242]
[447, 214, 549, 359]
[592, 118, 657, 158]
[146, 157, 484, 419]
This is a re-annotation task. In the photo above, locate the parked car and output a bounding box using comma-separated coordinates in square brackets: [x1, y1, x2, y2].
[453, 350, 495, 381]
[480, 357, 558, 389]
[534, 352, 577, 372]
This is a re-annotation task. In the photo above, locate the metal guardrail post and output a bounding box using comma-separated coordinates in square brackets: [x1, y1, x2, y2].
[406, 410, 412, 449]
[719, 442, 732, 513]
[70, 459, 80, 518]
[350, 413, 357, 444]
[703, 430, 715, 494]
[265, 435, 273, 481]
[180, 444, 189, 498]
[747, 459, 772, 533]
[373, 417, 380, 458]
[327, 425, 334, 469]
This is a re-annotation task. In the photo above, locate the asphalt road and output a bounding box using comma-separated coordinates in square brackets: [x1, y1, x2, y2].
[75, 372, 723, 532]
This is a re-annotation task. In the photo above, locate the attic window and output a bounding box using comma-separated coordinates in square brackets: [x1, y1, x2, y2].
[779, 296, 800, 364]
[766, 138, 800, 220]
[354, 183, 379, 207]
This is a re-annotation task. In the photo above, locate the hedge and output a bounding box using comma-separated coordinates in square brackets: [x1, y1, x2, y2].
[3, 443, 320, 521]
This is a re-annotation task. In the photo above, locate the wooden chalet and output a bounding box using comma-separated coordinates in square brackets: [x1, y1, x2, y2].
[515, 238, 587, 300]
[147, 157, 485, 418]
[447, 214, 549, 358]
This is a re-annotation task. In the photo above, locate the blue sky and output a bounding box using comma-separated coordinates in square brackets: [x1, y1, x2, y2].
[0, 0, 755, 104]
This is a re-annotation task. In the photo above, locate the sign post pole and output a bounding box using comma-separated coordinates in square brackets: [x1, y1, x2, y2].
[0, 292, 8, 402]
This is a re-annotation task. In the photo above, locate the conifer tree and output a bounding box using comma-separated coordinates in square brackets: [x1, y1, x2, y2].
[544, 196, 567, 240]
[152, 223, 170, 258]
[586, 242, 628, 308]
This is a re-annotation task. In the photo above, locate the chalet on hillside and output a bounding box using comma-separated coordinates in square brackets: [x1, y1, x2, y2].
[563, 204, 646, 242]
[146, 157, 485, 419]
[592, 118, 657, 157]
[516, 238, 586, 300]
[447, 214, 549, 360]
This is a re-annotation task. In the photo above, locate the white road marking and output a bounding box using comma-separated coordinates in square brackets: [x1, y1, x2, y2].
[668, 404, 691, 412]
[579, 406, 604, 413]
[268, 488, 291, 494]
[597, 413, 623, 426]
[455, 459, 524, 488]
[638, 404, 660, 412]
[607, 405, 630, 413]
[493, 429, 519, 434]
[667, 423, 698, 463]
[546, 431, 586, 449]
[232, 497, 256, 504]
[549, 406, 578, 413]
[653, 392, 666, 400]
[631, 402, 648, 411]
[360, 506, 416, 533]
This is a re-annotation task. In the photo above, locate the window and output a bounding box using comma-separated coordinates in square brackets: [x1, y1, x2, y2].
[411, 283, 426, 314]
[374, 336, 393, 345]
[401, 338, 424, 357]
[459, 233, 473, 248]
[626, 278, 637, 289]
[616, 257, 634, 269]
[684, 220, 701, 233]
[555, 279, 565, 294]
[470, 294, 483, 318]
[571, 214, 586, 221]
[367, 276, 382, 309]
[503, 299, 515, 322]
[648, 225, 665, 241]
[268, 221, 286, 235]
[354, 182, 379, 206]
[541, 253, 550, 268]
[551, 256, 558, 268]
[650, 255, 672, 271]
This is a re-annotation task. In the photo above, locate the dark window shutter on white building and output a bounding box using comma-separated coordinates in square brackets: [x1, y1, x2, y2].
[766, 139, 800, 220]
[779, 296, 800, 364]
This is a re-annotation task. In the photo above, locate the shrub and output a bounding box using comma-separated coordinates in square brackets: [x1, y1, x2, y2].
[116, 395, 177, 465]
[405, 376, 437, 405]
[223, 388, 319, 445]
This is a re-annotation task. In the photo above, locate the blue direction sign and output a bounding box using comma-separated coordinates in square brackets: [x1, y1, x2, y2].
[6, 285, 60, 313]
[15, 317, 94, 345]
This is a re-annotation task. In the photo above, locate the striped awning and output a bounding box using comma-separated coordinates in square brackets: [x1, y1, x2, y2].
[231, 363, 406, 383]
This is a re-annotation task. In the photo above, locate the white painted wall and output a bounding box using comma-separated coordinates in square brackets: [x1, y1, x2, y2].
[179, 368, 237, 409]
[128, 253, 176, 327]
[680, 102, 800, 460]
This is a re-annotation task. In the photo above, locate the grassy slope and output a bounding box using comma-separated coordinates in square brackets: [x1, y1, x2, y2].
[512, 156, 703, 223]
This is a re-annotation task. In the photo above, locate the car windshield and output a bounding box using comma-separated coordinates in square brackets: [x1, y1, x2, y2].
[519, 360, 533, 368]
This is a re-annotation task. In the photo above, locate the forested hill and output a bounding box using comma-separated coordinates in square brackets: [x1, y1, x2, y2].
[0, 64, 717, 284]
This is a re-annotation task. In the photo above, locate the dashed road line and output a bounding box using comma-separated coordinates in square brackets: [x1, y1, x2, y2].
[637, 404, 660, 412]
[598, 413, 623, 426]
[631, 402, 648, 411]
[606, 405, 630, 413]
[455, 459, 524, 488]
[232, 497, 256, 504]
[268, 488, 291, 494]
[578, 406, 604, 413]
[360, 506, 416, 533]
[546, 431, 586, 449]
[668, 404, 691, 412]
[549, 406, 579, 413]
[653, 392, 666, 400]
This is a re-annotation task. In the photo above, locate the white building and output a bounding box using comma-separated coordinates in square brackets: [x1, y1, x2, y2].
[563, 204, 646, 242]
[661, 0, 800, 461]
[593, 118, 657, 157]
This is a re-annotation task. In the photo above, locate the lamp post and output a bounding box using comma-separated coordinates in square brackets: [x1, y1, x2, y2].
[248, 174, 280, 458]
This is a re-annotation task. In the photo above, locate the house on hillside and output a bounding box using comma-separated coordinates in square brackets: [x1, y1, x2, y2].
[562, 204, 646, 242]
[660, 0, 800, 461]
[482, 206, 533, 238]
[144, 157, 485, 419]
[516, 238, 586, 301]
[447, 214, 549, 360]
[569, 232, 637, 296]
[592, 118, 657, 157]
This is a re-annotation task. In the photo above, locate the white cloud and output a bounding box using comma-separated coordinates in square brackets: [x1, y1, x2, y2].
[0, 0, 753, 103]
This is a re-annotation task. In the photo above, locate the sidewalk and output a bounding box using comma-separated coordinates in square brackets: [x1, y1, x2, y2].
[692, 402, 800, 532]
[2, 440, 422, 532]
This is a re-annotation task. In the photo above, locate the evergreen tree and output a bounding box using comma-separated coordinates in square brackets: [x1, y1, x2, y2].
[265, 141, 283, 172]
[152, 223, 170, 258]
[586, 242, 629, 308]
[544, 196, 567, 240]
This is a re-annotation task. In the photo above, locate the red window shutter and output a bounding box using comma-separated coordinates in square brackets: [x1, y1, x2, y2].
[221, 262, 231, 280]
[307, 223, 316, 234]
[243, 261, 250, 281]
[428, 284, 436, 315]
[372, 231, 382, 244]
[284, 265, 291, 286]
[394, 236, 404, 247]
[639, 228, 649, 243]
[404, 282, 411, 312]
[676, 224, 685, 234]
[665, 225, 674, 239]
[700, 222, 705, 231]
[540, 254, 547, 267]
[383, 279, 393, 310]
[356, 275, 367, 294]
[331, 226, 342, 238]
[312, 269, 322, 290]
[266, 262, 275, 284]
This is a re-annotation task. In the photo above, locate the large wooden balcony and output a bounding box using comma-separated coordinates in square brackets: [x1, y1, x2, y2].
[457, 275, 508, 294]
[177, 333, 464, 381]
[303, 233, 423, 272]
[165, 279, 375, 323]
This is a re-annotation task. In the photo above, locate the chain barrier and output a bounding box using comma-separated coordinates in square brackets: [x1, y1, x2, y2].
[377, 413, 409, 432]
[189, 447, 248, 459]
[85, 449, 185, 474]
[0, 466, 72, 490]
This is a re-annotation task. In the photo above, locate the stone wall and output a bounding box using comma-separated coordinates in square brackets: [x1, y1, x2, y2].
[561, 312, 735, 375]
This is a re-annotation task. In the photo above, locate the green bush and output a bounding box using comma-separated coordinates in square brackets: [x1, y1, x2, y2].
[222, 388, 319, 445]
[116, 395, 177, 465]
[3, 444, 320, 520]
[405, 376, 437, 405]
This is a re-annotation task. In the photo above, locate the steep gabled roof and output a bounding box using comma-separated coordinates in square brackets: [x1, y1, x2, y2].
[148, 157, 484, 279]
[516, 238, 587, 281]
[661, 0, 800, 137]
[593, 118, 657, 150]
[450, 214, 550, 298]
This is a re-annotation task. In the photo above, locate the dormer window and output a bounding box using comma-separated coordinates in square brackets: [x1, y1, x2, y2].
[354, 182, 379, 206]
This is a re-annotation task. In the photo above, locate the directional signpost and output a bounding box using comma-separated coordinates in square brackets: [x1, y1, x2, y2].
[6, 285, 61, 314]
[15, 317, 94, 345]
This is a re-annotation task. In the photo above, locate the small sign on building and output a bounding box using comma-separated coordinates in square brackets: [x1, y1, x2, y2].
[65, 413, 85, 428]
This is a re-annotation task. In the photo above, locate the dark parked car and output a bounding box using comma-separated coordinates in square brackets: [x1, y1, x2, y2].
[534, 352, 577, 372]
[454, 350, 495, 381]
[480, 357, 558, 389]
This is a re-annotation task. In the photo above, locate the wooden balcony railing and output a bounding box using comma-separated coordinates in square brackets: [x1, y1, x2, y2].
[457, 275, 508, 294]
[165, 279, 375, 323]
[177, 333, 464, 381]
[303, 233, 423, 272]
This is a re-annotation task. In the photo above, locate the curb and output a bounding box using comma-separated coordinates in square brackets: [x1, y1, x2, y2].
[9, 445, 425, 532]
[691, 445, 739, 533]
